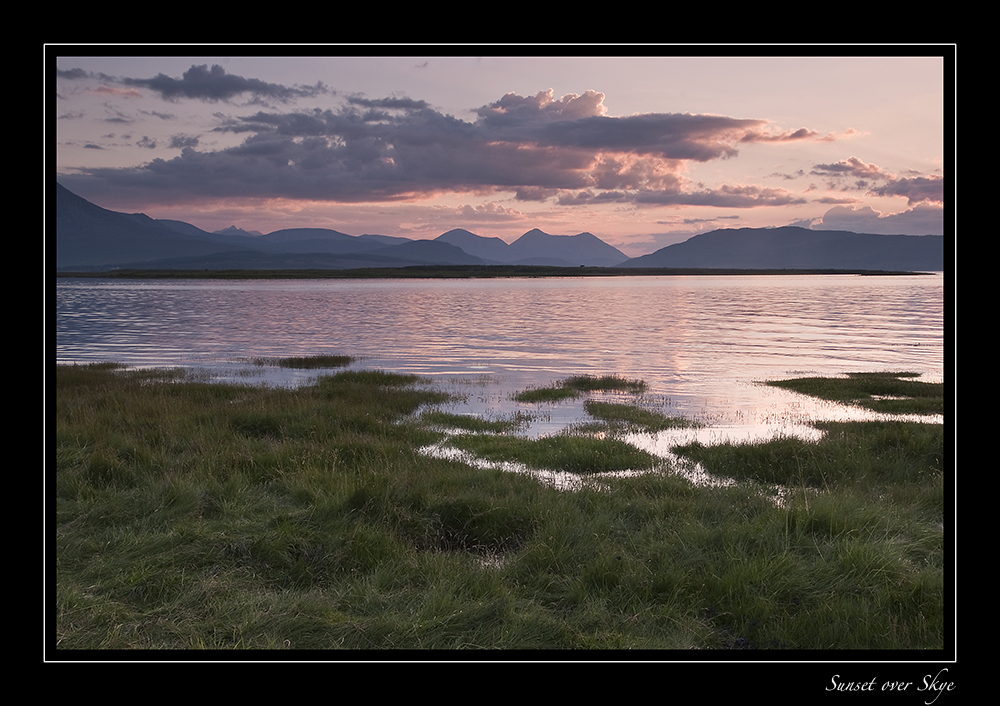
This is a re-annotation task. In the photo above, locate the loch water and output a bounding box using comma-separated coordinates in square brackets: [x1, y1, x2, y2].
[54, 273, 945, 442]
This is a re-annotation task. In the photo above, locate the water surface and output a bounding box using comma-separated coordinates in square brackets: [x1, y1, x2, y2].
[55, 273, 945, 441]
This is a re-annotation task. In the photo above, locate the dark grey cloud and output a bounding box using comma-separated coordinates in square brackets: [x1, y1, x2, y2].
[56, 67, 92, 80]
[346, 95, 431, 111]
[474, 89, 767, 162]
[59, 86, 835, 209]
[532, 113, 762, 162]
[168, 134, 200, 149]
[66, 63, 329, 103]
[123, 64, 326, 102]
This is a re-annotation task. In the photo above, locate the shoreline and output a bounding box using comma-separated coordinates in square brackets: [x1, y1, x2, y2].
[53, 265, 936, 280]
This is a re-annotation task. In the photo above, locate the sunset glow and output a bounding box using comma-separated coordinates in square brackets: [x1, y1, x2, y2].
[51, 50, 950, 258]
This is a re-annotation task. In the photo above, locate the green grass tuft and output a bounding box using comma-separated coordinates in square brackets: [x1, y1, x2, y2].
[419, 410, 533, 435]
[583, 400, 702, 433]
[251, 354, 355, 369]
[445, 433, 658, 474]
[513, 374, 647, 402]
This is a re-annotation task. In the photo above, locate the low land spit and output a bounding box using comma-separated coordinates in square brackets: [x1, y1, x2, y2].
[54, 265, 928, 279]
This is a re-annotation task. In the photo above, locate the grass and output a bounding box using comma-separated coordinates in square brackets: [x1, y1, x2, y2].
[766, 371, 944, 416]
[673, 419, 944, 489]
[247, 354, 355, 370]
[513, 374, 647, 403]
[444, 433, 659, 474]
[582, 400, 704, 433]
[52, 363, 947, 652]
[419, 410, 533, 435]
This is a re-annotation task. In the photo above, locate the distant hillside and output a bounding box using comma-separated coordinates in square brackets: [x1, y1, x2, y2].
[54, 183, 483, 270]
[55, 183, 943, 273]
[55, 183, 253, 269]
[621, 227, 944, 271]
[55, 183, 631, 271]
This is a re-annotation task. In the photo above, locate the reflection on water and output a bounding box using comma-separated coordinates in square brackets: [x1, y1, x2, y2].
[56, 273, 945, 446]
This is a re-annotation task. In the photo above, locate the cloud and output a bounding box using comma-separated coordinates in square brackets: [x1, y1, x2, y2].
[810, 156, 944, 206]
[346, 95, 431, 111]
[559, 182, 804, 209]
[638, 183, 807, 208]
[108, 64, 328, 103]
[741, 126, 863, 144]
[56, 84, 846, 211]
[453, 201, 526, 222]
[91, 84, 142, 99]
[811, 156, 887, 180]
[168, 134, 200, 149]
[816, 203, 944, 235]
[473, 89, 609, 127]
[57, 68, 91, 80]
[740, 127, 820, 143]
[870, 174, 945, 205]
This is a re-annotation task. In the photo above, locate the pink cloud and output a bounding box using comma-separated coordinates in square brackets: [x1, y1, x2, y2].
[90, 84, 142, 98]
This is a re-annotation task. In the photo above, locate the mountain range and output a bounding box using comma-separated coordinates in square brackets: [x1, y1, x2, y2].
[53, 183, 945, 272]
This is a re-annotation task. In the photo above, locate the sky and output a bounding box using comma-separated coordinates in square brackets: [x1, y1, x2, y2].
[50, 48, 950, 257]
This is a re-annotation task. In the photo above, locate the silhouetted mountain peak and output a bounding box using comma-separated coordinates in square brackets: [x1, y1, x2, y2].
[439, 228, 485, 239]
[214, 225, 262, 237]
[509, 228, 628, 266]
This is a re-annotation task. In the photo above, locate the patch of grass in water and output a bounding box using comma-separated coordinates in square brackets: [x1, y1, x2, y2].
[251, 354, 355, 369]
[766, 371, 943, 415]
[313, 369, 425, 388]
[419, 410, 533, 435]
[564, 375, 648, 393]
[583, 400, 703, 433]
[446, 433, 658, 474]
[512, 385, 580, 403]
[513, 374, 647, 403]
[673, 420, 943, 489]
[677, 371, 945, 493]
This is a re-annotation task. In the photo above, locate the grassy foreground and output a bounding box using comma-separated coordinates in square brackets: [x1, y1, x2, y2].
[53, 363, 946, 652]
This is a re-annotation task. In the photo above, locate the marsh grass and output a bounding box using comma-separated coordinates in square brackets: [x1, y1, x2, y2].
[766, 371, 944, 415]
[54, 363, 946, 651]
[513, 374, 647, 403]
[673, 420, 944, 490]
[444, 433, 658, 474]
[419, 410, 533, 435]
[583, 400, 704, 433]
[249, 354, 355, 370]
